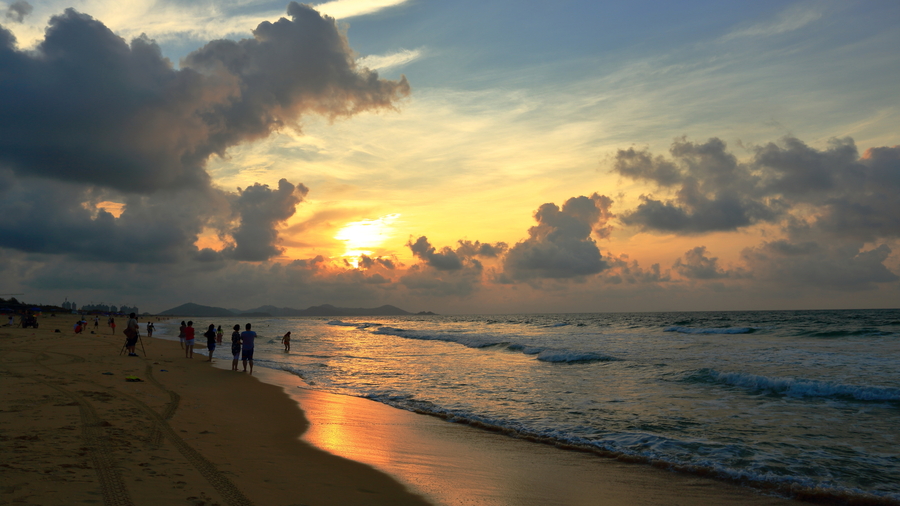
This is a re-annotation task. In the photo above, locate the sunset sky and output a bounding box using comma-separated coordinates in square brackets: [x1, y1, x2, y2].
[1, 0, 899, 314]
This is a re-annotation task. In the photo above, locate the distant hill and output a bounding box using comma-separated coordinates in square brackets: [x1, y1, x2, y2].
[158, 302, 420, 317]
[158, 303, 235, 317]
[243, 304, 412, 317]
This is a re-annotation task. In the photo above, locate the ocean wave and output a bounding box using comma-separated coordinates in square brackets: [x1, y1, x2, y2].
[371, 326, 506, 348]
[665, 326, 757, 334]
[803, 329, 896, 338]
[363, 392, 900, 506]
[689, 369, 900, 402]
[327, 320, 381, 329]
[372, 327, 618, 363]
[506, 343, 542, 354]
[536, 351, 617, 363]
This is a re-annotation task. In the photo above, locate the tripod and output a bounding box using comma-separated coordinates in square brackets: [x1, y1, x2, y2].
[119, 334, 147, 357]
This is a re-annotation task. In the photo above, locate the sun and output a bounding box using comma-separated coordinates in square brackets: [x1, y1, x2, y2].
[334, 214, 401, 261]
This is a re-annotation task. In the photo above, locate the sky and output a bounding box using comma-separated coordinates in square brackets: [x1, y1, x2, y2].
[1, 0, 899, 314]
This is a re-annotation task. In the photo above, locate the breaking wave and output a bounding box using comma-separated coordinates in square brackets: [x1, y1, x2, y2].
[688, 369, 900, 402]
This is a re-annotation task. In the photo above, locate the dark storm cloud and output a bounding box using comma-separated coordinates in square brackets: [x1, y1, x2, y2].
[615, 138, 781, 233]
[399, 264, 482, 297]
[408, 236, 464, 271]
[401, 236, 509, 296]
[600, 254, 670, 284]
[673, 246, 745, 280]
[0, 3, 409, 193]
[456, 240, 508, 258]
[225, 179, 308, 261]
[0, 3, 409, 265]
[0, 173, 215, 263]
[614, 136, 900, 241]
[359, 255, 396, 270]
[754, 140, 900, 242]
[5, 1, 31, 22]
[741, 240, 897, 290]
[502, 194, 612, 280]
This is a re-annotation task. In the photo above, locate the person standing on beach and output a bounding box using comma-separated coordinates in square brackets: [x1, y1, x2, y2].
[146, 321, 154, 337]
[216, 325, 223, 345]
[125, 312, 140, 356]
[230, 324, 242, 371]
[109, 317, 116, 334]
[240, 323, 256, 374]
[282, 331, 291, 352]
[94, 315, 99, 330]
[184, 321, 195, 358]
[178, 321, 186, 349]
[204, 324, 217, 362]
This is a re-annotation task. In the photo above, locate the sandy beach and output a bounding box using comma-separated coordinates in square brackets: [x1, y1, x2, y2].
[1, 317, 798, 506]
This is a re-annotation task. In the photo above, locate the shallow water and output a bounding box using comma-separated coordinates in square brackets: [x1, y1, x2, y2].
[158, 309, 900, 504]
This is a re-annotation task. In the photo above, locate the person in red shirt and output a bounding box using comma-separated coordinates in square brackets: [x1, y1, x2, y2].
[184, 321, 196, 358]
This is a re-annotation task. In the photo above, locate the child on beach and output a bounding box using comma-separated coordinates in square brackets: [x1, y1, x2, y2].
[230, 324, 242, 371]
[184, 321, 195, 358]
[109, 317, 116, 334]
[216, 325, 223, 344]
[282, 331, 291, 352]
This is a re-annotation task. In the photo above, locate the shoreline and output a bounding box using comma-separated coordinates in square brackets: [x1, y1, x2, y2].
[2, 318, 799, 505]
[200, 338, 800, 506]
[1, 319, 429, 505]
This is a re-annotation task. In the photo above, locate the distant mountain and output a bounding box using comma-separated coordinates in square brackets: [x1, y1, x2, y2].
[158, 302, 420, 317]
[242, 304, 413, 317]
[158, 303, 235, 317]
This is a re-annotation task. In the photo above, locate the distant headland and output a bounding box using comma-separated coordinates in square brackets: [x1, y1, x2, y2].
[158, 302, 436, 317]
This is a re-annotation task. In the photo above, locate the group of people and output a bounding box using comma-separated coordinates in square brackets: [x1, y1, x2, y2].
[177, 320, 262, 374]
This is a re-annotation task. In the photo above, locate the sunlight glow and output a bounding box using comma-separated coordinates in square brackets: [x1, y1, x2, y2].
[313, 0, 410, 19]
[85, 201, 126, 218]
[335, 214, 400, 261]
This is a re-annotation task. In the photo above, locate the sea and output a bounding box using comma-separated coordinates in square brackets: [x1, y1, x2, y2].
[155, 309, 900, 504]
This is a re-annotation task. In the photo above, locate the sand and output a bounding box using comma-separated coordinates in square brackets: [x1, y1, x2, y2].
[1, 316, 797, 506]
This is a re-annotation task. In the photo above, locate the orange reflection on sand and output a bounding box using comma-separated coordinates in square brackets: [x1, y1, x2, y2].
[302, 391, 399, 467]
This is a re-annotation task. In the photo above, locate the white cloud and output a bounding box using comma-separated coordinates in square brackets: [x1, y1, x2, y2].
[723, 2, 824, 41]
[312, 0, 410, 19]
[356, 47, 422, 70]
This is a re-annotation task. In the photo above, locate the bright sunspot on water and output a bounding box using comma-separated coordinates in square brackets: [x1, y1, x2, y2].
[335, 214, 401, 262]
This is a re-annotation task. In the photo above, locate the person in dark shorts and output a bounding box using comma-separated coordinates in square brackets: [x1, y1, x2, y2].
[241, 323, 257, 374]
[230, 324, 242, 371]
[204, 324, 217, 362]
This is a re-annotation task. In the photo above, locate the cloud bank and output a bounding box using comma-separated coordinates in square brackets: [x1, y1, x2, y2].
[0, 3, 408, 265]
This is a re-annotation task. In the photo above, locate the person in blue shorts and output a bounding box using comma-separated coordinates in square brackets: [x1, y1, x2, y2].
[241, 323, 256, 374]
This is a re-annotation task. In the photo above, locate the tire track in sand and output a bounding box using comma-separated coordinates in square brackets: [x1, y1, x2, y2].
[32, 350, 254, 506]
[143, 364, 180, 448]
[7, 352, 136, 506]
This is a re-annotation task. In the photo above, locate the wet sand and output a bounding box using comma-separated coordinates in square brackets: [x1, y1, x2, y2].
[1, 317, 796, 505]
